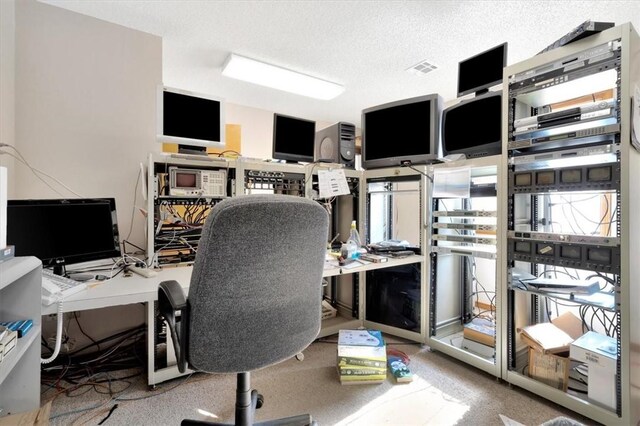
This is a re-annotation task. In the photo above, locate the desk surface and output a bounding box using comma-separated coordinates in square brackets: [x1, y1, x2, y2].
[41, 255, 424, 315]
[41, 266, 192, 315]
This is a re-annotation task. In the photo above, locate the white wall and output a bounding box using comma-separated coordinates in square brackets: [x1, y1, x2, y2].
[226, 102, 332, 159]
[10, 0, 162, 353]
[14, 0, 162, 250]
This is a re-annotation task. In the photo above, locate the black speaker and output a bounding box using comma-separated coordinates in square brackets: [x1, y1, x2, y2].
[314, 122, 356, 168]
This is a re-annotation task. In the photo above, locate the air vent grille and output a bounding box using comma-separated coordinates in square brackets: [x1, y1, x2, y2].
[340, 123, 356, 141]
[406, 60, 438, 76]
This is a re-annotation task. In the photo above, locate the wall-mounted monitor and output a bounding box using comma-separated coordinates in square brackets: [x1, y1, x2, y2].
[361, 94, 441, 169]
[7, 198, 121, 274]
[457, 42, 507, 97]
[441, 92, 502, 158]
[157, 86, 225, 154]
[272, 113, 316, 163]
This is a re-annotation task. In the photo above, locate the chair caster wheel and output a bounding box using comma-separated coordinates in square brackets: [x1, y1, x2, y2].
[295, 352, 304, 361]
[256, 393, 264, 409]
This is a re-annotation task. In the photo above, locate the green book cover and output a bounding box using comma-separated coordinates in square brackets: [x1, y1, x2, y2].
[339, 366, 387, 376]
[337, 356, 386, 369]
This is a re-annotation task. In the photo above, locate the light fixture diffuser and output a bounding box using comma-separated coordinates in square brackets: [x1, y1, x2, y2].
[221, 54, 344, 100]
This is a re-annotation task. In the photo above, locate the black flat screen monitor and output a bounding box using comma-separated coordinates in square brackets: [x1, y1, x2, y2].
[458, 42, 507, 97]
[362, 94, 441, 169]
[441, 91, 502, 158]
[272, 113, 316, 163]
[7, 198, 121, 272]
[157, 86, 225, 154]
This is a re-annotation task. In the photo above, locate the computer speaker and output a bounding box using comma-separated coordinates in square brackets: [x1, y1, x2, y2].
[314, 122, 356, 168]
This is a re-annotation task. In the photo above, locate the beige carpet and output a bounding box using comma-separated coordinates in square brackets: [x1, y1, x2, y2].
[44, 338, 593, 425]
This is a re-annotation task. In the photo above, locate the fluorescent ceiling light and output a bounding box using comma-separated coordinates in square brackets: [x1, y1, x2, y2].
[222, 54, 344, 100]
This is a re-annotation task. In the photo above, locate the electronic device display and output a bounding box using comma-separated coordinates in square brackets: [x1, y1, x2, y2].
[561, 245, 581, 259]
[588, 248, 611, 263]
[361, 94, 441, 169]
[272, 113, 316, 163]
[536, 171, 555, 185]
[560, 169, 582, 183]
[457, 42, 507, 97]
[168, 167, 227, 197]
[7, 198, 121, 272]
[514, 173, 532, 186]
[587, 166, 612, 181]
[157, 86, 225, 153]
[515, 241, 531, 253]
[441, 92, 502, 158]
[509, 162, 620, 194]
[508, 238, 620, 273]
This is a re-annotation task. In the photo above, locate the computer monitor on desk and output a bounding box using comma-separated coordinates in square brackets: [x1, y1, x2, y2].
[7, 198, 121, 275]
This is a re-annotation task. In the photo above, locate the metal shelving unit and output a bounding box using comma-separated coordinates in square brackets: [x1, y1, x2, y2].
[145, 157, 432, 348]
[0, 257, 42, 417]
[309, 164, 363, 338]
[427, 155, 503, 378]
[500, 23, 639, 425]
[235, 158, 306, 198]
[361, 166, 428, 343]
[146, 153, 237, 267]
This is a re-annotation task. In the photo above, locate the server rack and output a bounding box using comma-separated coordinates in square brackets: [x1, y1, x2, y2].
[427, 155, 503, 378]
[500, 23, 639, 425]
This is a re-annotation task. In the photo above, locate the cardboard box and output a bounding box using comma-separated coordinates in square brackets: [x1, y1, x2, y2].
[528, 348, 570, 391]
[570, 331, 617, 410]
[321, 300, 337, 320]
[463, 317, 495, 347]
[0, 400, 51, 425]
[519, 322, 574, 354]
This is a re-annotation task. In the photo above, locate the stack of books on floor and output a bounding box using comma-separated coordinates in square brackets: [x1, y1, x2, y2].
[337, 329, 387, 385]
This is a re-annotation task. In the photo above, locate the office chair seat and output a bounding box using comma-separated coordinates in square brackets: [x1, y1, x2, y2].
[159, 195, 328, 426]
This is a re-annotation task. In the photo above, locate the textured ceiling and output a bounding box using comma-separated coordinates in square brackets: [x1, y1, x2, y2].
[42, 1, 640, 127]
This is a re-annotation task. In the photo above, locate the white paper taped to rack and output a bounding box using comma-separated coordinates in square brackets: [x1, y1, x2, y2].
[432, 167, 471, 198]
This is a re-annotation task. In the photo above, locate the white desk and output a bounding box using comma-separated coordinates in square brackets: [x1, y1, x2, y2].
[41, 267, 192, 316]
[42, 255, 424, 386]
[41, 266, 193, 386]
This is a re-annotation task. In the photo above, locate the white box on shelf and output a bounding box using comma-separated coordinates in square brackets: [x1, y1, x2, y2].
[570, 331, 617, 410]
[321, 300, 337, 320]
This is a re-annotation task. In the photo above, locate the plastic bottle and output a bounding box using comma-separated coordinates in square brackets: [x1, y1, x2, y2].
[339, 221, 362, 260]
[347, 220, 362, 248]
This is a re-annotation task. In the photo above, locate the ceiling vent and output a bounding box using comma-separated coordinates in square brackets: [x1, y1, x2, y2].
[406, 60, 438, 76]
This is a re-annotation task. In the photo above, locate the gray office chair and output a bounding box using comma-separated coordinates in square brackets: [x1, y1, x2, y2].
[158, 195, 329, 426]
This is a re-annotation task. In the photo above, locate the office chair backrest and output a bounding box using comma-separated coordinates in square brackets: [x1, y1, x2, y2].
[186, 194, 329, 373]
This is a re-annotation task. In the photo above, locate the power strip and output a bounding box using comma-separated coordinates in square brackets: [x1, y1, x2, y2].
[127, 265, 158, 278]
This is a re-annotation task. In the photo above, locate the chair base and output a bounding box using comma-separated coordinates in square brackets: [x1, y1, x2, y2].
[182, 413, 314, 426]
[181, 372, 315, 426]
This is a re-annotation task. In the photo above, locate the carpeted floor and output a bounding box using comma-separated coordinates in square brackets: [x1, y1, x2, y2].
[43, 337, 594, 425]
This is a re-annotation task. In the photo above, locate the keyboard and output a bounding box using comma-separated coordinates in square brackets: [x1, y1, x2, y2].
[42, 269, 87, 305]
